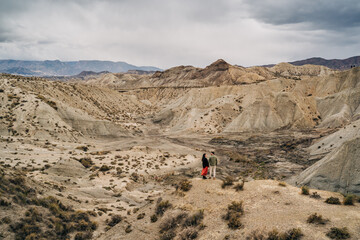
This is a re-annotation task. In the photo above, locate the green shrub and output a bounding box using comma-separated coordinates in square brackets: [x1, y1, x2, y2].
[221, 176, 234, 189]
[325, 197, 341, 205]
[301, 186, 309, 195]
[343, 195, 355, 205]
[306, 213, 328, 225]
[326, 227, 350, 239]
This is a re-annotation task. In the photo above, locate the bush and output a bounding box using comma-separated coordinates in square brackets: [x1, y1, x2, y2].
[183, 210, 204, 227]
[160, 230, 176, 240]
[156, 200, 172, 216]
[76, 146, 89, 152]
[150, 214, 158, 223]
[234, 181, 244, 191]
[310, 192, 321, 199]
[224, 201, 244, 229]
[99, 165, 110, 172]
[221, 176, 234, 189]
[74, 232, 93, 240]
[266, 228, 303, 240]
[343, 195, 355, 205]
[306, 213, 328, 225]
[179, 227, 198, 240]
[179, 180, 192, 192]
[227, 212, 242, 229]
[301, 186, 309, 195]
[137, 213, 145, 220]
[107, 215, 123, 227]
[325, 197, 341, 205]
[326, 227, 350, 239]
[78, 158, 93, 168]
[160, 212, 188, 233]
[284, 228, 303, 240]
[278, 182, 286, 187]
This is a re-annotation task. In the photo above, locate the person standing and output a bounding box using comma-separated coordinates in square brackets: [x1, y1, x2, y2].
[208, 151, 218, 179]
[201, 153, 209, 179]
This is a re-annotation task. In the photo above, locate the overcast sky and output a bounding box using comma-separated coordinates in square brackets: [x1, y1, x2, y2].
[0, 0, 359, 69]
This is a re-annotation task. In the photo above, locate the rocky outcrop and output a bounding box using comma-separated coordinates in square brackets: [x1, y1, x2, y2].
[294, 137, 360, 195]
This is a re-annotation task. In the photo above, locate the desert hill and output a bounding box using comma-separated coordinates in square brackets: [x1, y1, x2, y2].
[1, 60, 360, 240]
[263, 55, 360, 70]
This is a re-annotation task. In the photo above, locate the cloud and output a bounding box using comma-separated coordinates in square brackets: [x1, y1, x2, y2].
[0, 0, 359, 68]
[242, 0, 360, 31]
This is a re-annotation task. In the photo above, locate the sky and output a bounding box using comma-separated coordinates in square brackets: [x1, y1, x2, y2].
[0, 0, 360, 69]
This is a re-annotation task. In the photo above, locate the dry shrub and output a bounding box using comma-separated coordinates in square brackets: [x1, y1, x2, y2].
[307, 213, 328, 225]
[224, 201, 244, 229]
[310, 192, 321, 199]
[267, 228, 303, 240]
[107, 215, 123, 227]
[156, 200, 172, 216]
[99, 165, 111, 172]
[278, 182, 286, 187]
[150, 214, 158, 223]
[179, 180, 192, 192]
[78, 157, 93, 168]
[179, 227, 198, 240]
[234, 181, 244, 191]
[183, 210, 204, 227]
[326, 227, 350, 239]
[160, 230, 176, 240]
[325, 197, 341, 205]
[221, 176, 234, 189]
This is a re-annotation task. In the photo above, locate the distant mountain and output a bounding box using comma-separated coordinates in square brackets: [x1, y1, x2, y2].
[262, 56, 360, 70]
[0, 60, 161, 76]
[2, 67, 38, 75]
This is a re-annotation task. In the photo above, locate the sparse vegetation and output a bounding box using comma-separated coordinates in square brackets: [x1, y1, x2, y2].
[183, 210, 204, 227]
[107, 215, 123, 227]
[278, 181, 287, 187]
[99, 164, 111, 172]
[221, 176, 234, 189]
[223, 201, 244, 229]
[78, 157, 93, 168]
[326, 227, 351, 239]
[301, 186, 310, 195]
[325, 197, 341, 205]
[307, 213, 328, 225]
[265, 228, 303, 240]
[233, 180, 244, 191]
[310, 192, 321, 199]
[179, 227, 199, 240]
[179, 179, 192, 192]
[343, 195, 355, 205]
[156, 200, 172, 216]
[150, 214, 158, 222]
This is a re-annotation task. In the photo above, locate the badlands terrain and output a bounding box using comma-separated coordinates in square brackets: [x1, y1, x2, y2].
[0, 60, 359, 240]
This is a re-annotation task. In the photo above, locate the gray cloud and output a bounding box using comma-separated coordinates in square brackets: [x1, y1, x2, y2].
[242, 0, 360, 31]
[0, 0, 359, 68]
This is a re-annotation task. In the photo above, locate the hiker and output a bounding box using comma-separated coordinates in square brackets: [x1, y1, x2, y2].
[201, 153, 209, 179]
[208, 151, 218, 179]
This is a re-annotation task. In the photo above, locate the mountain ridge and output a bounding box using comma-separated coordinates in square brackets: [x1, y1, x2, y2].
[0, 59, 161, 76]
[262, 55, 360, 70]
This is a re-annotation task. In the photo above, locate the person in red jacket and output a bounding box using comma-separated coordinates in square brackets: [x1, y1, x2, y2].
[201, 153, 209, 179]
